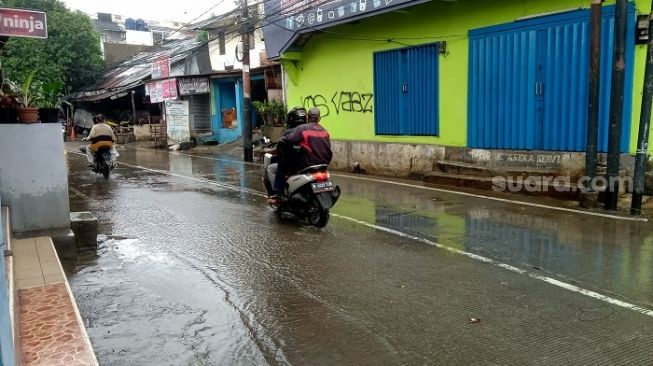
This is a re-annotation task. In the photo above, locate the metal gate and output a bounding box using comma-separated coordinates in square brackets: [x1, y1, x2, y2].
[374, 42, 440, 136]
[188, 94, 212, 133]
[468, 5, 635, 152]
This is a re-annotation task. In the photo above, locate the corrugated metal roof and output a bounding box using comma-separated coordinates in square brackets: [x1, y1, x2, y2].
[72, 37, 202, 102]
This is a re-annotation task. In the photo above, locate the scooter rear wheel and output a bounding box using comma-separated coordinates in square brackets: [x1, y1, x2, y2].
[306, 198, 329, 228]
[102, 163, 110, 179]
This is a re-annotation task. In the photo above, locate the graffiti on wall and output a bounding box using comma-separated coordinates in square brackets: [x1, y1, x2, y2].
[301, 91, 373, 118]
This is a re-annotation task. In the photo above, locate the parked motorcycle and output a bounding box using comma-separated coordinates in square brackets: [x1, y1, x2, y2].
[263, 150, 341, 228]
[79, 145, 114, 180]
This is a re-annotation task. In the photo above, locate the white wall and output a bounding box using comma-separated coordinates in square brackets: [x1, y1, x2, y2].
[125, 30, 154, 46]
[208, 30, 266, 71]
[0, 124, 70, 232]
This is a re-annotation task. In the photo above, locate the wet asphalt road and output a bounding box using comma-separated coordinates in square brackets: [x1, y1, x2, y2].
[63, 143, 653, 366]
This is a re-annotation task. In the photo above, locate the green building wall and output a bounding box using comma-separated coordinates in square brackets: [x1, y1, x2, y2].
[283, 0, 653, 154]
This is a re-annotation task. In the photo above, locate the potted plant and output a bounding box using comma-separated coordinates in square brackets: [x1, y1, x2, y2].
[0, 81, 19, 123]
[39, 81, 64, 123]
[15, 70, 43, 123]
[252, 100, 269, 126]
[269, 101, 286, 126]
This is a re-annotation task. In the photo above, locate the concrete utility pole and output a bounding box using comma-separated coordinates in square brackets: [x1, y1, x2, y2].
[605, 0, 628, 210]
[631, 2, 653, 215]
[241, 0, 253, 162]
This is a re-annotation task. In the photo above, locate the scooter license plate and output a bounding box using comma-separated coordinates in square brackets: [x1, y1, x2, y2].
[311, 181, 334, 193]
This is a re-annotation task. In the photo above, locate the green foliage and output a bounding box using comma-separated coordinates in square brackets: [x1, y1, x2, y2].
[197, 30, 209, 43]
[253, 100, 287, 117]
[1, 0, 104, 91]
[253, 100, 287, 125]
[252, 100, 268, 117]
[0, 81, 19, 108]
[0, 0, 66, 13]
[268, 100, 287, 118]
[40, 80, 64, 108]
[14, 70, 44, 108]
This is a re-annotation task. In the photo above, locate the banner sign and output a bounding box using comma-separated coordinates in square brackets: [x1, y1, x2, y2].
[146, 79, 178, 103]
[262, 0, 426, 58]
[178, 77, 210, 96]
[165, 100, 190, 143]
[152, 54, 170, 80]
[0, 8, 47, 39]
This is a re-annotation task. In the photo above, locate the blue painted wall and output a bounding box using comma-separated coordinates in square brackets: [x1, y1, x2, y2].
[211, 78, 244, 144]
[0, 197, 16, 366]
[218, 82, 237, 115]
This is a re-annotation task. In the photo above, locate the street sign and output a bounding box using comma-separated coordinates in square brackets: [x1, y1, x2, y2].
[178, 77, 209, 96]
[0, 8, 47, 39]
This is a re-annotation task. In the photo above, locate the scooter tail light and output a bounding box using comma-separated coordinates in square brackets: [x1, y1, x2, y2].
[311, 171, 330, 182]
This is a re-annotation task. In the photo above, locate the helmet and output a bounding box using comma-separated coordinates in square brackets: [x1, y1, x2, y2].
[307, 107, 321, 123]
[286, 107, 307, 128]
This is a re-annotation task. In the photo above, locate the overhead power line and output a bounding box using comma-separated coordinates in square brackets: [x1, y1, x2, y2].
[163, 0, 230, 42]
[84, 0, 458, 87]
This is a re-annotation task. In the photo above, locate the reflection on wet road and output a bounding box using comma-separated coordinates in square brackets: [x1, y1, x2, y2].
[64, 144, 653, 365]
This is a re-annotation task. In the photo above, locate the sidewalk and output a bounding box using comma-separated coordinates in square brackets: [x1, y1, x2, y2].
[3, 204, 98, 366]
[14, 237, 97, 366]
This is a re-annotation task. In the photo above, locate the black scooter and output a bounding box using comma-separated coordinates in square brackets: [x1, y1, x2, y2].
[79, 145, 114, 180]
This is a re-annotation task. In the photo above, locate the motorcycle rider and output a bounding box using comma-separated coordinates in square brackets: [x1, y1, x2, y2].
[307, 107, 321, 124]
[83, 114, 119, 167]
[267, 107, 332, 203]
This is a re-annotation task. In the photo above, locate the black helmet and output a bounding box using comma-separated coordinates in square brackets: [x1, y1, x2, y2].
[286, 107, 307, 128]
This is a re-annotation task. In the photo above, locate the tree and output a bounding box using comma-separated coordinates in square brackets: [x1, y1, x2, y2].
[1, 0, 104, 91]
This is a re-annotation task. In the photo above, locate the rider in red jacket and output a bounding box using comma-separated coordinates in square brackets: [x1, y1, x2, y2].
[269, 107, 332, 201]
[277, 107, 332, 171]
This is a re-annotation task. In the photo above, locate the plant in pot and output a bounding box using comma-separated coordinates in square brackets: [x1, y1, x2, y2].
[39, 81, 65, 123]
[252, 100, 270, 126]
[270, 101, 286, 127]
[15, 70, 43, 123]
[0, 81, 19, 124]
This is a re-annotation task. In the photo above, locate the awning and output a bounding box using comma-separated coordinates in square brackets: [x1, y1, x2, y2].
[72, 84, 142, 102]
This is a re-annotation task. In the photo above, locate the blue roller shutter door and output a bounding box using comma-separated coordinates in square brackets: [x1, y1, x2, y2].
[469, 5, 634, 152]
[374, 43, 440, 136]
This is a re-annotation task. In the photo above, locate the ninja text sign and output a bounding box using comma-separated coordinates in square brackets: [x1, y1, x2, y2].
[0, 8, 47, 39]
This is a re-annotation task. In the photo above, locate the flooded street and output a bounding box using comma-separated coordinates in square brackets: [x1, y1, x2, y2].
[63, 143, 653, 365]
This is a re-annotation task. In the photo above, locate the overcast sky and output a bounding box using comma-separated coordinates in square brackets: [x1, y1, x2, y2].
[62, 0, 237, 22]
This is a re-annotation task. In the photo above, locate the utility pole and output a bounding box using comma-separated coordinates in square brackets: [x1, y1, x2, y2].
[631, 2, 653, 215]
[586, 0, 602, 188]
[241, 0, 253, 162]
[605, 0, 628, 210]
[131, 90, 137, 124]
